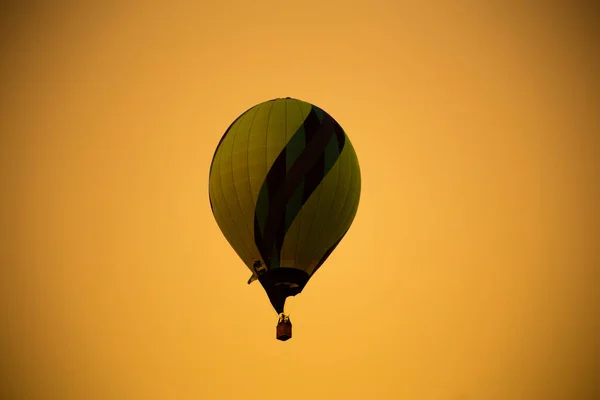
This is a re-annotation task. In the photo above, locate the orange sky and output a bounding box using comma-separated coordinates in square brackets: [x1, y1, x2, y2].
[1, 2, 598, 399]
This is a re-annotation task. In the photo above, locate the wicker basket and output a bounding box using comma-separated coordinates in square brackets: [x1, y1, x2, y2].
[276, 321, 292, 341]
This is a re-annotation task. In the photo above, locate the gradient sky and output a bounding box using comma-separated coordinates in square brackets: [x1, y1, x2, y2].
[1, 2, 598, 399]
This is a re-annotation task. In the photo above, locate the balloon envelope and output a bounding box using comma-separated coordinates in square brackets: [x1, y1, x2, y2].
[208, 97, 361, 313]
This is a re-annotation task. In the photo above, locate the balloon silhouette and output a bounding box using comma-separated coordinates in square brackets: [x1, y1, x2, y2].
[209, 97, 361, 340]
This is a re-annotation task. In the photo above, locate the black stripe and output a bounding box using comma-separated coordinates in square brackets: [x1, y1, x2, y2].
[261, 108, 319, 240]
[303, 108, 321, 143]
[257, 110, 335, 268]
[266, 148, 287, 212]
[303, 107, 327, 203]
[253, 108, 321, 263]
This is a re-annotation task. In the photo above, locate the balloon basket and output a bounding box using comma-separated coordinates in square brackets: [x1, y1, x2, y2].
[276, 316, 292, 341]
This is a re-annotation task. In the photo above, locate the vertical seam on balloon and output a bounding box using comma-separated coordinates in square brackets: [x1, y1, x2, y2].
[264, 100, 276, 266]
[265, 100, 275, 196]
[245, 103, 261, 228]
[241, 104, 263, 264]
[219, 114, 254, 264]
[229, 110, 249, 255]
[282, 98, 288, 266]
[291, 98, 306, 270]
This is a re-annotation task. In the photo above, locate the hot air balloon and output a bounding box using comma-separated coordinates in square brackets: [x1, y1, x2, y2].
[208, 97, 361, 341]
